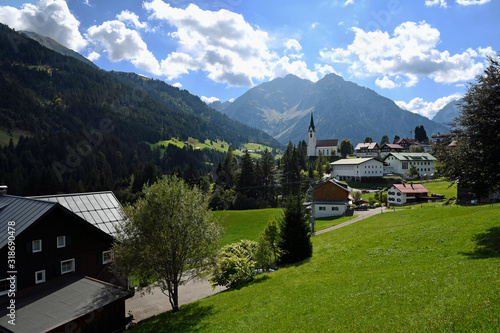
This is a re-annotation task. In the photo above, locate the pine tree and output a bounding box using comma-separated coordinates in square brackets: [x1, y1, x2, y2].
[278, 196, 312, 265]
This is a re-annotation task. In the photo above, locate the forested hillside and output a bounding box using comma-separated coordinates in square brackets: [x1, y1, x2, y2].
[0, 24, 279, 199]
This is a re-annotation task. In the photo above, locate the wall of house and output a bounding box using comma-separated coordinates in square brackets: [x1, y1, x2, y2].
[387, 187, 407, 206]
[383, 156, 435, 177]
[313, 182, 348, 201]
[312, 203, 347, 218]
[0, 207, 113, 292]
[332, 161, 383, 180]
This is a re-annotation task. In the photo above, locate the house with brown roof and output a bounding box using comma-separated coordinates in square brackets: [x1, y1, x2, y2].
[380, 143, 403, 158]
[394, 138, 413, 151]
[306, 179, 350, 220]
[355, 142, 380, 158]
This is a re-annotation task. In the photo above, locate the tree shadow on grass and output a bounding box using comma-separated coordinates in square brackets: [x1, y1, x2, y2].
[461, 227, 500, 259]
[130, 303, 215, 333]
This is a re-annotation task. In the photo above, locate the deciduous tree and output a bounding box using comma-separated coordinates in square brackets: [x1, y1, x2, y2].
[339, 139, 354, 158]
[113, 175, 223, 312]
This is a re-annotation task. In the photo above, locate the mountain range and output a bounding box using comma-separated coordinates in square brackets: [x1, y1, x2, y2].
[216, 74, 451, 145]
[432, 100, 462, 126]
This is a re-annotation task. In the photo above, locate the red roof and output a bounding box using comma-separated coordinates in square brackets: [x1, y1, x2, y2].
[392, 183, 429, 194]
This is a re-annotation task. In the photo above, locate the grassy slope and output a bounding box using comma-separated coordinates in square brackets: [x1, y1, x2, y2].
[0, 128, 31, 146]
[130, 204, 500, 332]
[152, 138, 278, 159]
[214, 208, 282, 246]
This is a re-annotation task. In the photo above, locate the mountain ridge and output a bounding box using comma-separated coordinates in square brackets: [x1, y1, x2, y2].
[218, 73, 450, 145]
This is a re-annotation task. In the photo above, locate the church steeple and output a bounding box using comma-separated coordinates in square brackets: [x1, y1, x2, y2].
[309, 112, 316, 132]
[307, 112, 316, 157]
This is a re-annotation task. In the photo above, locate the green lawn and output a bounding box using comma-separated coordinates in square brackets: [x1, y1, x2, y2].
[0, 128, 31, 146]
[314, 215, 356, 232]
[213, 208, 282, 246]
[130, 204, 500, 332]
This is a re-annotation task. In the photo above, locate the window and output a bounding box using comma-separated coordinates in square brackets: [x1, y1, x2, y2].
[61, 259, 75, 275]
[57, 236, 66, 248]
[0, 277, 15, 296]
[331, 207, 339, 211]
[319, 207, 326, 211]
[102, 250, 113, 264]
[32, 240, 42, 253]
[402, 162, 408, 170]
[35, 270, 45, 284]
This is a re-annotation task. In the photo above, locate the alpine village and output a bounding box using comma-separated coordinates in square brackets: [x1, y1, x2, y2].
[0, 11, 500, 333]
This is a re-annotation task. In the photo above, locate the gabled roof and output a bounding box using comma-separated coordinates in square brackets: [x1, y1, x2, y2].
[0, 195, 57, 248]
[355, 142, 379, 150]
[392, 183, 429, 194]
[0, 274, 133, 332]
[313, 179, 350, 192]
[31, 191, 123, 237]
[380, 143, 403, 150]
[383, 152, 437, 162]
[316, 139, 338, 147]
[331, 158, 383, 166]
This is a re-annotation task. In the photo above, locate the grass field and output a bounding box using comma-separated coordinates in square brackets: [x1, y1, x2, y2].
[0, 128, 31, 146]
[151, 138, 278, 160]
[130, 203, 500, 332]
[213, 208, 282, 246]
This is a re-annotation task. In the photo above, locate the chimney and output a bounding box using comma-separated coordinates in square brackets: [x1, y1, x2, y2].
[0, 185, 7, 195]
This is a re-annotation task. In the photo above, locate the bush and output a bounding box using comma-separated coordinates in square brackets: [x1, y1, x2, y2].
[209, 240, 258, 289]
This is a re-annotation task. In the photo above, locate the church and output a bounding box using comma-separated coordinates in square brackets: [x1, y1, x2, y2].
[307, 113, 339, 158]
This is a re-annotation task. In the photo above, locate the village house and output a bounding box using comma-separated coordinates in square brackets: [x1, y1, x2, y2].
[382, 152, 436, 178]
[380, 143, 404, 158]
[0, 187, 133, 333]
[431, 133, 455, 144]
[394, 138, 413, 151]
[307, 113, 339, 158]
[354, 142, 380, 158]
[387, 183, 430, 206]
[331, 158, 384, 182]
[305, 179, 350, 222]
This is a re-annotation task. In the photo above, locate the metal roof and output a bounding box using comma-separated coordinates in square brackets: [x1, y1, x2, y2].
[0, 195, 57, 248]
[31, 192, 124, 237]
[355, 142, 379, 150]
[392, 183, 429, 194]
[384, 152, 437, 162]
[0, 274, 133, 333]
[331, 158, 383, 166]
[316, 139, 338, 147]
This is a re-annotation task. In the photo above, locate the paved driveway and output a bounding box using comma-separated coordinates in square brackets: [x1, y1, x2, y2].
[126, 276, 226, 322]
[312, 207, 389, 236]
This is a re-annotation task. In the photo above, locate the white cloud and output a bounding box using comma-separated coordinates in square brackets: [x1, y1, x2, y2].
[116, 10, 148, 29]
[344, 0, 355, 6]
[86, 20, 161, 74]
[86, 51, 100, 61]
[285, 39, 302, 53]
[376, 76, 398, 89]
[425, 0, 447, 7]
[456, 0, 490, 5]
[320, 21, 490, 86]
[201, 96, 219, 104]
[0, 0, 87, 51]
[270, 56, 319, 82]
[171, 82, 182, 88]
[395, 93, 462, 118]
[144, 0, 275, 86]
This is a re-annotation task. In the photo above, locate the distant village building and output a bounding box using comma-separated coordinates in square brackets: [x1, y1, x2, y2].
[387, 183, 444, 206]
[382, 152, 436, 178]
[307, 113, 339, 158]
[354, 142, 380, 158]
[431, 133, 455, 144]
[393, 138, 413, 151]
[380, 143, 403, 158]
[331, 158, 384, 182]
[305, 179, 350, 219]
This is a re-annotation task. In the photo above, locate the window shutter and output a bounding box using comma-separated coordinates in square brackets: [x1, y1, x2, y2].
[75, 257, 81, 272]
[66, 235, 72, 246]
[26, 242, 32, 254]
[97, 252, 102, 265]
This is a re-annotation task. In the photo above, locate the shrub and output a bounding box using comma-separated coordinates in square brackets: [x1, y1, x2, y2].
[210, 240, 258, 289]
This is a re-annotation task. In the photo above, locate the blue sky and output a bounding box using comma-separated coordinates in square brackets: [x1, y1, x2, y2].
[1, 0, 498, 119]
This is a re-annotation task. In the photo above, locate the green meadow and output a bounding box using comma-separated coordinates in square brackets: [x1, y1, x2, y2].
[130, 203, 500, 332]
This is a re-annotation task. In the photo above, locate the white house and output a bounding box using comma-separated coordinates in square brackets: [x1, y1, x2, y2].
[387, 183, 430, 206]
[382, 153, 436, 178]
[307, 113, 339, 158]
[331, 158, 384, 182]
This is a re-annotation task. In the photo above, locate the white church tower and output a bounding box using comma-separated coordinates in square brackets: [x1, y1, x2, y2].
[307, 112, 316, 157]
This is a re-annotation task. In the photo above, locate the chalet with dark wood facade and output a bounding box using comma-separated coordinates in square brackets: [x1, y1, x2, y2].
[0, 188, 132, 333]
[306, 179, 350, 219]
